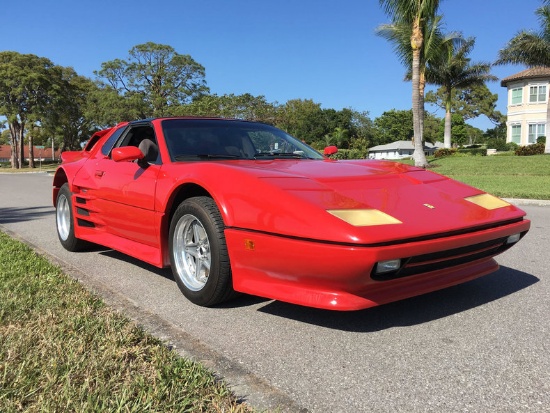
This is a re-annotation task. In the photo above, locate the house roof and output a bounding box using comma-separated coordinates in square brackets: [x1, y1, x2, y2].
[500, 66, 550, 87]
[368, 140, 441, 152]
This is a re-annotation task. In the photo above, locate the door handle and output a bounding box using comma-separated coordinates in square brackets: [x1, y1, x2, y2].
[95, 170, 104, 178]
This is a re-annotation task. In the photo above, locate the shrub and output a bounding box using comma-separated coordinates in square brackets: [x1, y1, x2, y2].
[310, 145, 368, 159]
[332, 149, 349, 160]
[434, 148, 457, 158]
[493, 151, 516, 156]
[515, 143, 545, 156]
[506, 142, 519, 151]
[347, 148, 367, 159]
[537, 135, 546, 144]
[327, 148, 369, 159]
[458, 148, 487, 156]
[486, 138, 509, 152]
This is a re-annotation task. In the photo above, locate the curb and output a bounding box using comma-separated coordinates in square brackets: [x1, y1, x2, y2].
[504, 198, 550, 207]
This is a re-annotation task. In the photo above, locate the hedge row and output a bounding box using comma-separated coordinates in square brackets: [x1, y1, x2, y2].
[515, 143, 546, 156]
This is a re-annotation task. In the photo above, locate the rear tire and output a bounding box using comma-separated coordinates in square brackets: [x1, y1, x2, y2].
[56, 183, 89, 252]
[169, 196, 235, 306]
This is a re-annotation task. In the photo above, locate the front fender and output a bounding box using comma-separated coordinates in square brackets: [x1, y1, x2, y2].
[154, 162, 357, 243]
[52, 164, 83, 207]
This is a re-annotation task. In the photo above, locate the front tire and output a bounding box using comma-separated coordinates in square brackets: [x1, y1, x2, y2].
[169, 196, 234, 306]
[56, 183, 88, 252]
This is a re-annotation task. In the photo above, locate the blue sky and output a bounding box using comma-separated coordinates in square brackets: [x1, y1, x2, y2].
[2, 0, 543, 131]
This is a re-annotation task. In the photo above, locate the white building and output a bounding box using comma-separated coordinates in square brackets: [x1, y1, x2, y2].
[368, 141, 442, 160]
[501, 67, 550, 153]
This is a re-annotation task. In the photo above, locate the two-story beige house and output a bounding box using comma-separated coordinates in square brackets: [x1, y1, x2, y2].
[501, 67, 550, 153]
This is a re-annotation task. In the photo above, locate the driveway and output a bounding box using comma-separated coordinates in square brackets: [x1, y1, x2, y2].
[1, 172, 548, 412]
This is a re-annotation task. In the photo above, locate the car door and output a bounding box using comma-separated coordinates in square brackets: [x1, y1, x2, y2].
[74, 123, 161, 248]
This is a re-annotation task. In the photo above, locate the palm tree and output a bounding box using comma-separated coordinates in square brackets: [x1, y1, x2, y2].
[496, 0, 550, 67]
[332, 127, 350, 148]
[377, 15, 461, 153]
[496, 0, 550, 153]
[378, 0, 441, 167]
[427, 38, 497, 148]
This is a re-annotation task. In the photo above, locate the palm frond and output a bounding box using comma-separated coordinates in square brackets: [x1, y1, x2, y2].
[496, 2, 550, 67]
[496, 32, 550, 66]
[375, 22, 413, 68]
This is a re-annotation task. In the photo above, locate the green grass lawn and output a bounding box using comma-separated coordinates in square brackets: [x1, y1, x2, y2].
[0, 231, 253, 412]
[406, 154, 550, 200]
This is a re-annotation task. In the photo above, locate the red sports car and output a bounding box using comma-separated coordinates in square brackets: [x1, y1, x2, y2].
[53, 117, 530, 310]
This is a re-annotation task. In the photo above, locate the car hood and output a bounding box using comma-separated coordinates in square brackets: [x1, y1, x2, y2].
[217, 159, 527, 244]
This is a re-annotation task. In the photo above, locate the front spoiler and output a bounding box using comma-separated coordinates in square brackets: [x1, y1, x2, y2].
[225, 218, 530, 310]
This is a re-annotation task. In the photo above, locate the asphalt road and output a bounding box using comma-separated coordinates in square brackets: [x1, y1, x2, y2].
[1, 172, 549, 412]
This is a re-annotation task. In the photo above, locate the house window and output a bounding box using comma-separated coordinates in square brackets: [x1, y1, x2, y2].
[511, 87, 522, 104]
[529, 85, 547, 103]
[511, 124, 521, 144]
[528, 123, 545, 144]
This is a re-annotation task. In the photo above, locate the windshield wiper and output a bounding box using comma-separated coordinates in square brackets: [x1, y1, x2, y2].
[254, 151, 311, 159]
[174, 154, 241, 161]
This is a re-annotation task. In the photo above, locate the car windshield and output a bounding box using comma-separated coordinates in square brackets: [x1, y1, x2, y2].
[161, 119, 324, 161]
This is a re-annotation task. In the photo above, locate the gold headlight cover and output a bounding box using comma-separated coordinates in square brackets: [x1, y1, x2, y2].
[327, 209, 402, 226]
[465, 194, 511, 210]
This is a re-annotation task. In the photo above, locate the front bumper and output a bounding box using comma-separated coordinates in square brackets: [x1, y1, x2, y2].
[225, 218, 530, 310]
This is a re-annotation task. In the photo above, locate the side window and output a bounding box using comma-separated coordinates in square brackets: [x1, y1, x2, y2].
[101, 126, 127, 156]
[116, 126, 156, 148]
[116, 125, 160, 164]
[83, 134, 102, 152]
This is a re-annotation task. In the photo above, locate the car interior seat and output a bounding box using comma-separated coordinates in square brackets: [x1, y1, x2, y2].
[223, 133, 256, 158]
[138, 139, 159, 163]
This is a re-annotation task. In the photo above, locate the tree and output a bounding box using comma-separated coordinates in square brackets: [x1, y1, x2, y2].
[0, 52, 61, 168]
[325, 127, 350, 148]
[373, 109, 441, 145]
[484, 114, 508, 150]
[425, 38, 497, 148]
[496, 0, 550, 67]
[441, 115, 484, 147]
[426, 83, 502, 123]
[179, 93, 278, 123]
[348, 109, 375, 146]
[41, 67, 99, 151]
[95, 42, 209, 119]
[378, 0, 442, 167]
[496, 0, 550, 153]
[373, 109, 414, 145]
[378, 16, 464, 147]
[277, 99, 327, 143]
[423, 110, 442, 143]
[85, 84, 140, 127]
[0, 127, 10, 146]
[444, 113, 467, 146]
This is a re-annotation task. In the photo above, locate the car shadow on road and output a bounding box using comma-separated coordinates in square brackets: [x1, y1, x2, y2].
[98, 249, 175, 281]
[97, 249, 274, 305]
[0, 206, 54, 224]
[255, 266, 539, 332]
